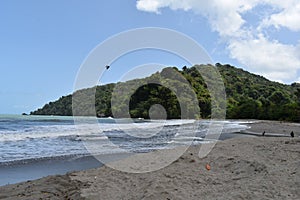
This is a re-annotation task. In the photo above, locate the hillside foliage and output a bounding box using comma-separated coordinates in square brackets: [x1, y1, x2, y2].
[30, 64, 300, 122]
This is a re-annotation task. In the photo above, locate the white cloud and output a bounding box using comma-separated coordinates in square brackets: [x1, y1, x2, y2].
[137, 0, 256, 37]
[257, 0, 300, 32]
[228, 35, 300, 82]
[136, 0, 300, 83]
[136, 0, 165, 13]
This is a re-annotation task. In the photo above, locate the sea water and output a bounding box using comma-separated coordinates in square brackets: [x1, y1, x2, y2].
[0, 114, 248, 165]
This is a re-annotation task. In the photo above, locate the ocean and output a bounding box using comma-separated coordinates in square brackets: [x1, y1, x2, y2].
[0, 114, 249, 165]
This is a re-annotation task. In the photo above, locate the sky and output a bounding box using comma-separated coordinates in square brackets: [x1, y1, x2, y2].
[0, 0, 299, 114]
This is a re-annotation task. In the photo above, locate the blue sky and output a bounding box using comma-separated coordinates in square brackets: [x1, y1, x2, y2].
[0, 0, 299, 114]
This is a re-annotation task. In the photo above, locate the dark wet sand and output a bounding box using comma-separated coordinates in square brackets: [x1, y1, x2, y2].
[0, 156, 102, 186]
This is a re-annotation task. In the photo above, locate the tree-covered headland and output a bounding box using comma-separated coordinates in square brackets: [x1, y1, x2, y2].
[31, 63, 300, 122]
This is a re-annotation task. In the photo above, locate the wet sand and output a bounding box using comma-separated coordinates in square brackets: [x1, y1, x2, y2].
[0, 155, 102, 186]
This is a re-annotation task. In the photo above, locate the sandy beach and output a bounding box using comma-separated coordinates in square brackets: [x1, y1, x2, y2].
[0, 120, 299, 200]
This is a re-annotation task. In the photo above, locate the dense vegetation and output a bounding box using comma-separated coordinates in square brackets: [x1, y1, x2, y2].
[30, 64, 300, 122]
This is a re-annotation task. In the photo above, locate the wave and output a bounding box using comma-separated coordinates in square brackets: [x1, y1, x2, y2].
[0, 119, 249, 165]
[0, 120, 193, 142]
[0, 119, 247, 143]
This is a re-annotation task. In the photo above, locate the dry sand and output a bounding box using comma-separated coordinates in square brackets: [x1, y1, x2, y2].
[242, 120, 300, 135]
[0, 120, 299, 200]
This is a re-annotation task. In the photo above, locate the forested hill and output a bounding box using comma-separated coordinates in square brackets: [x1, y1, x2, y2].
[30, 63, 300, 122]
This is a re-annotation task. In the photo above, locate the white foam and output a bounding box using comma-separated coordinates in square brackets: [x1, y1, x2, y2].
[0, 119, 195, 142]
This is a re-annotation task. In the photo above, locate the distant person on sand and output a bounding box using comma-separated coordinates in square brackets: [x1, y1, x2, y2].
[262, 131, 265, 136]
[290, 131, 294, 138]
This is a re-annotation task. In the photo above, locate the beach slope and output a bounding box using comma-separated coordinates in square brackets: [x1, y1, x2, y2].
[0, 121, 299, 200]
